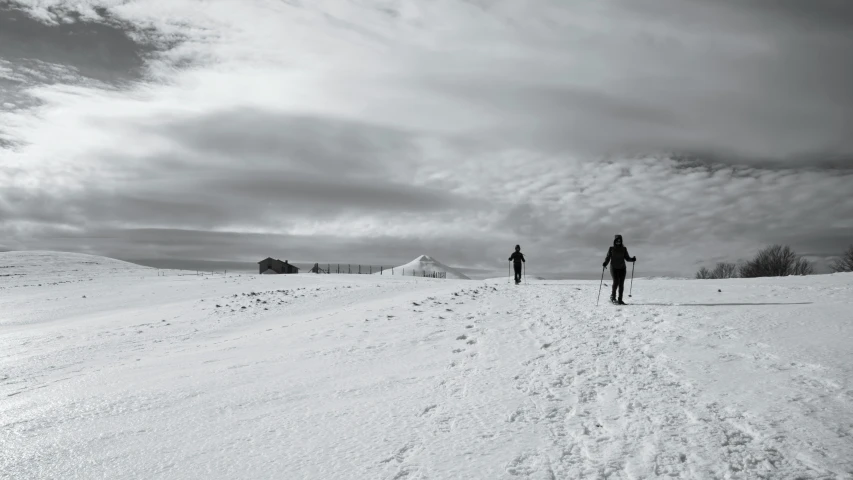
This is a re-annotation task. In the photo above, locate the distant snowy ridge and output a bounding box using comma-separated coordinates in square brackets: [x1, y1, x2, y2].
[380, 255, 470, 279]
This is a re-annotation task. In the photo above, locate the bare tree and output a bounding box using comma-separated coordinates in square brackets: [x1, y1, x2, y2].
[696, 262, 738, 279]
[739, 244, 814, 278]
[830, 244, 853, 273]
[790, 257, 815, 276]
[711, 262, 738, 279]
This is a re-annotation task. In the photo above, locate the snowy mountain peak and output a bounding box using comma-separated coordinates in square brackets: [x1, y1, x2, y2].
[381, 255, 470, 280]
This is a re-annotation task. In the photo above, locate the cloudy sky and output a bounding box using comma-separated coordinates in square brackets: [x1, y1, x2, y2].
[1, 0, 852, 278]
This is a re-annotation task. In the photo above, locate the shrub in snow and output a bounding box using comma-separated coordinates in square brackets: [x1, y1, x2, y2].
[695, 262, 738, 279]
[738, 244, 814, 278]
[830, 244, 853, 273]
[712, 262, 738, 279]
[695, 267, 712, 279]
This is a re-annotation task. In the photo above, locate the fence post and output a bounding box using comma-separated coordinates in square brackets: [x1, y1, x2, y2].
[359, 265, 361, 275]
[381, 266, 383, 275]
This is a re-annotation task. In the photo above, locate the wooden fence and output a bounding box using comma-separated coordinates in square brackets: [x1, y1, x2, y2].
[304, 263, 447, 279]
[157, 269, 228, 277]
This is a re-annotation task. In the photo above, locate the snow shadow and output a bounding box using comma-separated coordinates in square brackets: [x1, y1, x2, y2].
[634, 302, 813, 306]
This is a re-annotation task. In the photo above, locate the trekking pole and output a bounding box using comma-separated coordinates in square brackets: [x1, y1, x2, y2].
[508, 261, 511, 284]
[523, 262, 526, 284]
[596, 266, 605, 306]
[629, 262, 635, 298]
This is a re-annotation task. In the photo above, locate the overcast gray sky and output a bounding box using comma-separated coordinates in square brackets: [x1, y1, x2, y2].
[1, 0, 852, 277]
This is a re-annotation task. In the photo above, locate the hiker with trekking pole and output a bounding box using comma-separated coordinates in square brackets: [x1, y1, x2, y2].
[508, 245, 526, 285]
[599, 234, 636, 305]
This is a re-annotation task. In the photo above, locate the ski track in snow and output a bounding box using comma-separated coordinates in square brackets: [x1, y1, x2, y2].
[1, 252, 852, 479]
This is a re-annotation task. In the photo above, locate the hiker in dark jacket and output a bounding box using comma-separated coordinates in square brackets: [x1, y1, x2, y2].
[602, 234, 636, 304]
[508, 245, 526, 284]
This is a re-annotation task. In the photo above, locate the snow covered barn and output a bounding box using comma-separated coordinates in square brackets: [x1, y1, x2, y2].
[258, 258, 299, 274]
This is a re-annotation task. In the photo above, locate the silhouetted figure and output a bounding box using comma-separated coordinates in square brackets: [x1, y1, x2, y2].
[509, 245, 526, 284]
[602, 234, 636, 304]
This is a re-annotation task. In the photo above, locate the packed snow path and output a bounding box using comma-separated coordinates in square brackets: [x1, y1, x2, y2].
[2, 253, 852, 479]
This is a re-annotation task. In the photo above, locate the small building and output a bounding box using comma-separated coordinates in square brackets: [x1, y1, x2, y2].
[258, 257, 299, 274]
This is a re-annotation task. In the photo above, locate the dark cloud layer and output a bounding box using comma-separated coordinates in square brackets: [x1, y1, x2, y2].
[409, 0, 853, 163]
[149, 108, 418, 178]
[1, 108, 483, 237]
[0, 2, 153, 84]
[714, 0, 853, 32]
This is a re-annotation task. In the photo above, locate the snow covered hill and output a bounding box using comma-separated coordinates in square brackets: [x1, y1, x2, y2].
[0, 250, 149, 280]
[2, 251, 852, 479]
[383, 254, 471, 279]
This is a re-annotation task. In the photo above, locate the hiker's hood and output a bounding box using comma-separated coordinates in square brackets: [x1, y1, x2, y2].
[613, 235, 623, 246]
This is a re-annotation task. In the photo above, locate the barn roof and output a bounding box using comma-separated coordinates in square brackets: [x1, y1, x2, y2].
[258, 257, 289, 264]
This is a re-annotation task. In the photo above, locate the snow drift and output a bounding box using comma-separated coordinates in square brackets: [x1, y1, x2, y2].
[381, 254, 470, 279]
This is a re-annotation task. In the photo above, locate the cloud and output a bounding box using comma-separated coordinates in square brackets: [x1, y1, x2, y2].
[1, 0, 852, 277]
[0, 3, 155, 83]
[151, 108, 418, 178]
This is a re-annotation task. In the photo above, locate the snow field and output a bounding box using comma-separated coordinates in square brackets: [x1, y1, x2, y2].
[1, 252, 852, 479]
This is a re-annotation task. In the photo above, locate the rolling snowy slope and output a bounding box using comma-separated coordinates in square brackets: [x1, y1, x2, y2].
[383, 255, 470, 279]
[1, 252, 852, 479]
